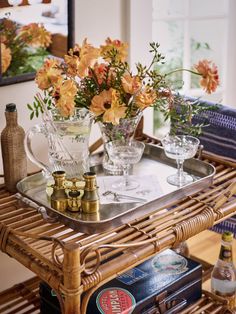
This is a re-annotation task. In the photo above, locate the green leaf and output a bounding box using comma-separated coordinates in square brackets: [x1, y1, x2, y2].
[30, 111, 34, 120]
[27, 103, 33, 111]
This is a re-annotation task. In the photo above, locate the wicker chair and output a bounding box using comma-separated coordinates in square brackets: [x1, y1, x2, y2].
[190, 99, 236, 237]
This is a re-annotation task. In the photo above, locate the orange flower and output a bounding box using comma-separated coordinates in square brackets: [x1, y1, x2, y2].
[100, 37, 128, 62]
[1, 43, 12, 74]
[90, 62, 109, 85]
[36, 59, 62, 90]
[90, 88, 126, 124]
[90, 89, 112, 116]
[121, 73, 142, 94]
[65, 39, 100, 78]
[194, 59, 220, 94]
[55, 80, 77, 117]
[103, 89, 127, 125]
[135, 88, 157, 110]
[18, 23, 51, 48]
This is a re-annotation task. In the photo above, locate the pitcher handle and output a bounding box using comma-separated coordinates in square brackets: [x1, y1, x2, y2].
[24, 124, 51, 177]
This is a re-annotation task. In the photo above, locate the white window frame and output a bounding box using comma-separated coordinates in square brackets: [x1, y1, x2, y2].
[124, 0, 236, 134]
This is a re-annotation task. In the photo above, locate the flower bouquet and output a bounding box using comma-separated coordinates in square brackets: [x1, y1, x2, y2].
[29, 37, 220, 173]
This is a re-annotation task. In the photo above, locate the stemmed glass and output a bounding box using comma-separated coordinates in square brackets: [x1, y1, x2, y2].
[161, 134, 200, 187]
[106, 140, 145, 190]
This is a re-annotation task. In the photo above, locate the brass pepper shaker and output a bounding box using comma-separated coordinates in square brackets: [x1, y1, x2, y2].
[81, 172, 99, 214]
[50, 171, 68, 212]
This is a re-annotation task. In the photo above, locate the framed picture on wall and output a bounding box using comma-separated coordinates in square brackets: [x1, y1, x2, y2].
[0, 0, 75, 86]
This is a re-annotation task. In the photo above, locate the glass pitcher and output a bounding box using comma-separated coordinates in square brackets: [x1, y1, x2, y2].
[25, 108, 93, 178]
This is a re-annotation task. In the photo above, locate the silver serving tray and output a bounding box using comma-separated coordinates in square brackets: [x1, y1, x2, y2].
[17, 144, 215, 234]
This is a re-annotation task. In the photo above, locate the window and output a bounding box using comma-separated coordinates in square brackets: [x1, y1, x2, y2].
[128, 0, 236, 136]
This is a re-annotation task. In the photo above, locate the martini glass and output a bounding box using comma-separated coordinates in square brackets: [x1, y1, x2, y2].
[106, 140, 145, 190]
[161, 134, 200, 187]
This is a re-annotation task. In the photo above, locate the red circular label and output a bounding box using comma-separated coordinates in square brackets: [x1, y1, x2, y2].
[96, 287, 136, 314]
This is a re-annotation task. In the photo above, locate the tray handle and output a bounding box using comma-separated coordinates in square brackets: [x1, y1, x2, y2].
[15, 193, 57, 223]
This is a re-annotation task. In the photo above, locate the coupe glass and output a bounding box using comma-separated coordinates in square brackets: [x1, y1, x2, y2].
[161, 134, 200, 187]
[106, 140, 145, 190]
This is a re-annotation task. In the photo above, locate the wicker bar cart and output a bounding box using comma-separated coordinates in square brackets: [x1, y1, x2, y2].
[0, 135, 236, 313]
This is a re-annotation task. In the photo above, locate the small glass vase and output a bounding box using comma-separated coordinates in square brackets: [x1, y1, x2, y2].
[98, 113, 142, 175]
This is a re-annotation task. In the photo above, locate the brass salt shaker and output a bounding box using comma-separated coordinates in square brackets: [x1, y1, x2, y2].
[81, 172, 100, 214]
[51, 171, 68, 212]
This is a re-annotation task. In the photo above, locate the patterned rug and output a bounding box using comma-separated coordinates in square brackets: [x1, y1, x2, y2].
[211, 217, 236, 238]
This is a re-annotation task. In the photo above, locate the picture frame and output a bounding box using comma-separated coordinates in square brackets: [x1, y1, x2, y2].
[0, 0, 75, 86]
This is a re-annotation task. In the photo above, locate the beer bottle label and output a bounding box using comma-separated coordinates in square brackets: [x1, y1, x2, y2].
[219, 245, 232, 262]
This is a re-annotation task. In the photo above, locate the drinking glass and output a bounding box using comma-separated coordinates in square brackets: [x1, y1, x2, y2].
[161, 134, 200, 187]
[106, 140, 145, 190]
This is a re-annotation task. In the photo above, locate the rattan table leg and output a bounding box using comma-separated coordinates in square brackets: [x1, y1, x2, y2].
[63, 243, 82, 314]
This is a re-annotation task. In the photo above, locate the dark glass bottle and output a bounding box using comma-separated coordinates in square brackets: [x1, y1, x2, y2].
[1, 103, 27, 192]
[211, 231, 236, 311]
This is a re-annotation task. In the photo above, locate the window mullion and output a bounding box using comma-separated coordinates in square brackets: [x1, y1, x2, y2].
[182, 0, 191, 93]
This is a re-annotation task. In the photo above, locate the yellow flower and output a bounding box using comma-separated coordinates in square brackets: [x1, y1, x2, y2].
[135, 88, 157, 110]
[18, 23, 51, 48]
[194, 60, 220, 94]
[36, 59, 62, 90]
[65, 39, 100, 78]
[121, 73, 142, 94]
[1, 43, 12, 74]
[100, 37, 128, 62]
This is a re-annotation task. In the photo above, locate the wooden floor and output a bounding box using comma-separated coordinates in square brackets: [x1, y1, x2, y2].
[187, 229, 236, 291]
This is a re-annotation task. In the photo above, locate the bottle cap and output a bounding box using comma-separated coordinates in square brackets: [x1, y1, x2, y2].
[5, 103, 16, 112]
[222, 231, 233, 242]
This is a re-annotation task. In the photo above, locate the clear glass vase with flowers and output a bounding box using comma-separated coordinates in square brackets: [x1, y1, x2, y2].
[28, 37, 219, 177]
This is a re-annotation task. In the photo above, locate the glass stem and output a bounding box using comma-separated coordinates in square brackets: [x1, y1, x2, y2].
[123, 165, 129, 186]
[177, 159, 184, 182]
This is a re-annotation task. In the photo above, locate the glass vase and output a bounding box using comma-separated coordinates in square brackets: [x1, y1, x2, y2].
[25, 108, 93, 179]
[98, 113, 142, 175]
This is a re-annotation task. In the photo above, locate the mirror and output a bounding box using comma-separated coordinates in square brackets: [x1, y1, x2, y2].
[0, 0, 74, 86]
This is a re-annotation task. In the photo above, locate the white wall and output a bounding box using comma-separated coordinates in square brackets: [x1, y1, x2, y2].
[0, 0, 124, 292]
[0, 0, 123, 175]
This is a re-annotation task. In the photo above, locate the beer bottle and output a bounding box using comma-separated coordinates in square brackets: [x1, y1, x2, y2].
[211, 231, 236, 311]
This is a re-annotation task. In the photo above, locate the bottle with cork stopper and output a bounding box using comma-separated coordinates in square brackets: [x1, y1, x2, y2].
[1, 103, 27, 192]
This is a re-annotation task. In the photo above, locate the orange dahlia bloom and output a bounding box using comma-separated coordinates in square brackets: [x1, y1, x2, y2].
[121, 73, 142, 95]
[194, 59, 220, 94]
[1, 43, 12, 74]
[100, 37, 128, 62]
[36, 59, 62, 90]
[135, 88, 157, 110]
[18, 23, 51, 48]
[65, 39, 100, 78]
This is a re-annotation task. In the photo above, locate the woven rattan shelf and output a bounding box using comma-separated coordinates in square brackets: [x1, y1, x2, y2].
[0, 278, 229, 314]
[0, 139, 236, 313]
[0, 276, 40, 313]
